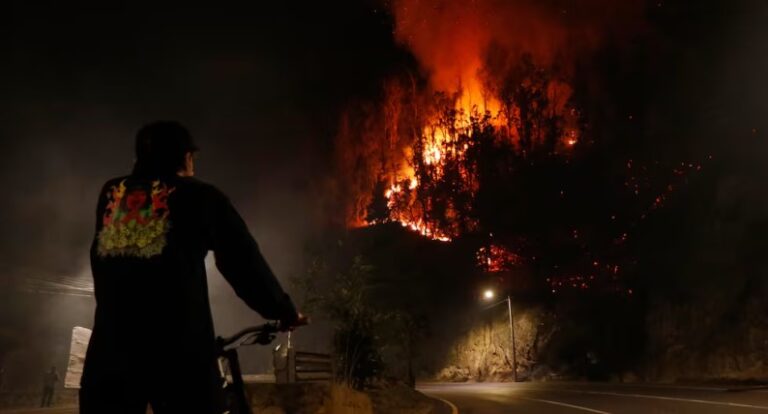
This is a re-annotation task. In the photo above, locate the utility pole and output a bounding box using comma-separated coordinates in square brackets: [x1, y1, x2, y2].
[507, 295, 517, 382]
[482, 289, 519, 382]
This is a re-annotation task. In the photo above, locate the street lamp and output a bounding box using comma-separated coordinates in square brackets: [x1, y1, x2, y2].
[482, 289, 518, 382]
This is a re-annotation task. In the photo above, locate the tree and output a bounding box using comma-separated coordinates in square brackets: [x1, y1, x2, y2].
[296, 255, 384, 389]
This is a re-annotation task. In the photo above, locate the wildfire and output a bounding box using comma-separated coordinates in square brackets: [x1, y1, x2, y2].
[400, 219, 451, 242]
[368, 83, 578, 241]
[344, 0, 600, 242]
[335, 0, 655, 295]
[380, 181, 452, 241]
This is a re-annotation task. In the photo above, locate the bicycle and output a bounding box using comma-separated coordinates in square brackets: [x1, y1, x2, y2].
[215, 321, 281, 414]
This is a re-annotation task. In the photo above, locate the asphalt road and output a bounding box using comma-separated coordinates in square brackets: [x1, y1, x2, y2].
[5, 383, 768, 413]
[419, 382, 768, 414]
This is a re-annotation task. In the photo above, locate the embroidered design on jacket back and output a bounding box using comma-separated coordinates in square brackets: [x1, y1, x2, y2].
[97, 180, 175, 258]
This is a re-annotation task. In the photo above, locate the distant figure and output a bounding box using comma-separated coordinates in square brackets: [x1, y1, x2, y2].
[80, 122, 306, 413]
[41, 366, 59, 407]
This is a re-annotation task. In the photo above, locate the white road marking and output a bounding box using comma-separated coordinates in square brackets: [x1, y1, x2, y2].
[431, 396, 459, 414]
[523, 397, 613, 413]
[604, 382, 727, 392]
[558, 389, 768, 410]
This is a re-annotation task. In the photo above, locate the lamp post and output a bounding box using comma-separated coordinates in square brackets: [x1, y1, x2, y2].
[482, 289, 518, 382]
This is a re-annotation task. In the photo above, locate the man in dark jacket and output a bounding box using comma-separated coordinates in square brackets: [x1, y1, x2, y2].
[80, 121, 304, 413]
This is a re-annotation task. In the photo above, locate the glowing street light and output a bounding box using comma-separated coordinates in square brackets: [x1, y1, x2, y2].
[482, 289, 518, 382]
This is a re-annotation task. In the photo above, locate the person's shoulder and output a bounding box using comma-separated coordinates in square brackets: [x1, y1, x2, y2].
[174, 177, 217, 192]
[173, 177, 230, 201]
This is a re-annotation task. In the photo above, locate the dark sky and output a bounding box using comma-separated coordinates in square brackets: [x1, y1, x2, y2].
[0, 1, 405, 283]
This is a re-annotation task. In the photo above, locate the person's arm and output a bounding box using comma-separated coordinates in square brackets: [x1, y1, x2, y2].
[208, 188, 299, 325]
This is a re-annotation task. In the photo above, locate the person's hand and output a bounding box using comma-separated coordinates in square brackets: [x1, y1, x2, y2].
[280, 312, 309, 331]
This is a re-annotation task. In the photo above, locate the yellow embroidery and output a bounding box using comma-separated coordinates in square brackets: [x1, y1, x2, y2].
[97, 180, 175, 258]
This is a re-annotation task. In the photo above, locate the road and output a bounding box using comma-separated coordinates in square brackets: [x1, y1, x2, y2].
[419, 382, 768, 414]
[4, 383, 768, 413]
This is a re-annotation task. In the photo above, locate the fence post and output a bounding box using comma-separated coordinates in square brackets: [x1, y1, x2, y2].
[273, 344, 288, 384]
[287, 347, 297, 383]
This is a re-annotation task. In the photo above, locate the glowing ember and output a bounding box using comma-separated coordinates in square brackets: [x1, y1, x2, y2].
[477, 244, 522, 272]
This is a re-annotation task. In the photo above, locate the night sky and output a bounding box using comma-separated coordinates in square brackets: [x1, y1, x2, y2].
[0, 1, 403, 281]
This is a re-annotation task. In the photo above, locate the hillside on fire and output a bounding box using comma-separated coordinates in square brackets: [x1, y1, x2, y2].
[300, 0, 768, 384]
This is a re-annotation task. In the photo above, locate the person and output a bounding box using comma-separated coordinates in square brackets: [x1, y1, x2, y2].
[80, 121, 306, 414]
[41, 366, 59, 407]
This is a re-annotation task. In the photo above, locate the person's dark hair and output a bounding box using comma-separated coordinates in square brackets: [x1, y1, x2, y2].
[133, 121, 198, 176]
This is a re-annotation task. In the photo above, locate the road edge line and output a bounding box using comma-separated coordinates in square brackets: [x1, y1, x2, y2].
[522, 397, 612, 414]
[558, 389, 768, 411]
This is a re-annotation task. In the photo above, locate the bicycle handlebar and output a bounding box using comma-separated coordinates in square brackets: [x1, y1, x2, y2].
[217, 315, 309, 353]
[217, 321, 281, 352]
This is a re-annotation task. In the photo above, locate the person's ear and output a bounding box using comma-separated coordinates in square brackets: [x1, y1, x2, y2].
[185, 152, 195, 176]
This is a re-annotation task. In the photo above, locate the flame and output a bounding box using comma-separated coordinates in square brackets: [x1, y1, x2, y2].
[381, 181, 452, 241]
[367, 71, 579, 240]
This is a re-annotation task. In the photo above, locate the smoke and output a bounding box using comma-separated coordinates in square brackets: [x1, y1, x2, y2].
[0, 3, 416, 389]
[390, 0, 647, 93]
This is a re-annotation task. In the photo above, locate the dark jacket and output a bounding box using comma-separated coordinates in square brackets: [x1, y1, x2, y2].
[82, 174, 297, 386]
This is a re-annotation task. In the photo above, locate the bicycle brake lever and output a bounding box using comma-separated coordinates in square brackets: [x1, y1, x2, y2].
[255, 332, 276, 345]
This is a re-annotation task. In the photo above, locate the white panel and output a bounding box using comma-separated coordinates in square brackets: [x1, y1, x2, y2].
[64, 326, 92, 389]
